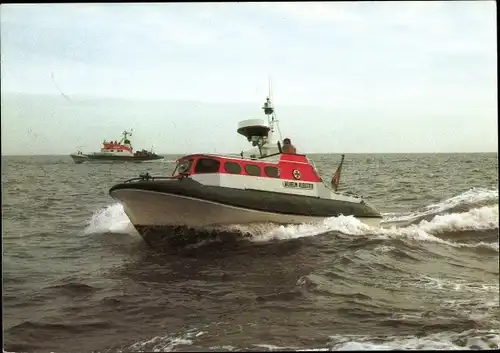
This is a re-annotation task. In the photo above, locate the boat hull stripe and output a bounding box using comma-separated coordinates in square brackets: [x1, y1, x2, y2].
[109, 179, 382, 218]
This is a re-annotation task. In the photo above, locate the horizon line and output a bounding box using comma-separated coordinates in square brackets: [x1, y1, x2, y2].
[2, 152, 498, 157]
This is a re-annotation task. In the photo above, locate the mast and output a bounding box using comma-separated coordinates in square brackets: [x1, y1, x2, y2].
[119, 129, 134, 151]
[237, 78, 283, 158]
[122, 130, 132, 140]
[120, 129, 133, 142]
[262, 76, 282, 142]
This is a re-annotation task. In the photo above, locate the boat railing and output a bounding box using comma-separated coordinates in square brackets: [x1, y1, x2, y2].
[258, 151, 281, 159]
[309, 158, 318, 172]
[123, 172, 182, 184]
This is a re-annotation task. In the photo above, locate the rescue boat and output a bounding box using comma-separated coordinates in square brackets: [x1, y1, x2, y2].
[109, 91, 382, 246]
[70, 130, 163, 164]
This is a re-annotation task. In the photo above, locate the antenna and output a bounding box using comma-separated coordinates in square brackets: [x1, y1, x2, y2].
[268, 75, 272, 100]
[266, 75, 282, 141]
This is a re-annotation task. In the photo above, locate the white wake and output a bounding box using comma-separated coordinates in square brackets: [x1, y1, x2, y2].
[84, 188, 499, 251]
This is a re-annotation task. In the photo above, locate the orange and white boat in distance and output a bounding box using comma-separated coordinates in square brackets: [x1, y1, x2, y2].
[109, 89, 382, 246]
[70, 130, 163, 164]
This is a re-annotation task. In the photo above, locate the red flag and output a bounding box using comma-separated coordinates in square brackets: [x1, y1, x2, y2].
[331, 154, 345, 191]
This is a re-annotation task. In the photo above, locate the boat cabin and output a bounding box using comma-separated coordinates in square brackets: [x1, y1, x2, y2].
[171, 152, 342, 199]
[101, 140, 133, 154]
[98, 130, 134, 155]
[173, 153, 319, 181]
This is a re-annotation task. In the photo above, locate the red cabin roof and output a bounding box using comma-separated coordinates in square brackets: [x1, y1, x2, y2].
[175, 153, 322, 183]
[103, 143, 132, 152]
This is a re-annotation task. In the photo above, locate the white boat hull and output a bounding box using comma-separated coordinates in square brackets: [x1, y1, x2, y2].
[110, 188, 382, 231]
[70, 153, 163, 164]
[70, 153, 88, 164]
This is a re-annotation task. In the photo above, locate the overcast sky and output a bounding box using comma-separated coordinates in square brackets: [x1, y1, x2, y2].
[1, 1, 497, 155]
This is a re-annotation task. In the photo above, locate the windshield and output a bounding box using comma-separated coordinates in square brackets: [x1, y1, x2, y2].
[172, 158, 193, 176]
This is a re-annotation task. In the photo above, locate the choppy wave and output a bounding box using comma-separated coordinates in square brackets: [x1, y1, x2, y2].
[122, 327, 500, 351]
[382, 187, 498, 224]
[84, 203, 138, 236]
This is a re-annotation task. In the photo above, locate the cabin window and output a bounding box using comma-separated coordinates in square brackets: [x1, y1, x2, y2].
[245, 164, 261, 176]
[194, 158, 220, 174]
[264, 166, 280, 178]
[224, 161, 242, 174]
[178, 159, 193, 174]
[172, 158, 194, 176]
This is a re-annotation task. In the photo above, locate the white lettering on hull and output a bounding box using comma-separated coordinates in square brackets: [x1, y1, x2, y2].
[283, 181, 314, 190]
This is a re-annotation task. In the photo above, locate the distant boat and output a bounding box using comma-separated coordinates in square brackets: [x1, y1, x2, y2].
[70, 130, 163, 164]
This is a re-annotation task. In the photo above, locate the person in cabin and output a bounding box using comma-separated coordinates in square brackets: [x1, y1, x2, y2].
[282, 138, 297, 154]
